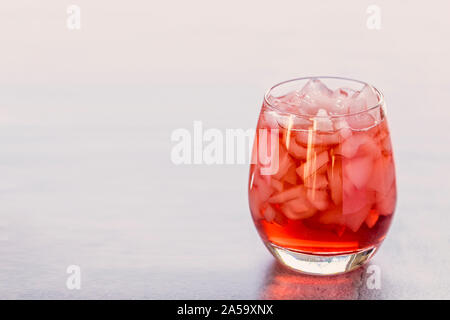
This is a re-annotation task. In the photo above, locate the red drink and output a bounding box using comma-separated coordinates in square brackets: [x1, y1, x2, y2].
[249, 77, 396, 274]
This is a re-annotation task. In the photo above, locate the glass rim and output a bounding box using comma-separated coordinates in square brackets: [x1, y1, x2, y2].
[263, 76, 385, 119]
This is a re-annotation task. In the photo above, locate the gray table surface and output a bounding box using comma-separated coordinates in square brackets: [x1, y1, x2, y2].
[0, 1, 449, 299]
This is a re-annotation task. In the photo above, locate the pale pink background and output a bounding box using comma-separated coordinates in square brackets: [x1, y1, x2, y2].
[0, 0, 449, 299]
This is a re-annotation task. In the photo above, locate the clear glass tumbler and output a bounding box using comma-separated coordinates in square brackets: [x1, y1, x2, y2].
[248, 77, 396, 275]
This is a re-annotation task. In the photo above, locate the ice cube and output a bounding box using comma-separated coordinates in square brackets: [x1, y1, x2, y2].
[347, 113, 376, 130]
[301, 79, 333, 98]
[268, 93, 302, 114]
[375, 184, 396, 216]
[330, 88, 355, 115]
[340, 127, 353, 140]
[365, 209, 379, 228]
[294, 130, 340, 147]
[282, 198, 309, 215]
[367, 107, 382, 124]
[337, 135, 373, 158]
[348, 97, 368, 114]
[315, 131, 341, 146]
[333, 118, 353, 139]
[276, 102, 296, 114]
[272, 148, 295, 180]
[287, 138, 308, 159]
[306, 188, 329, 211]
[294, 130, 315, 146]
[253, 173, 273, 201]
[334, 117, 349, 130]
[332, 87, 356, 99]
[283, 165, 298, 185]
[269, 186, 305, 204]
[327, 160, 343, 205]
[314, 109, 334, 132]
[282, 197, 317, 220]
[298, 79, 333, 115]
[360, 134, 380, 153]
[342, 180, 375, 215]
[274, 114, 292, 129]
[366, 156, 395, 195]
[270, 179, 284, 192]
[346, 85, 379, 128]
[343, 156, 373, 189]
[304, 172, 328, 189]
[318, 206, 344, 225]
[344, 204, 372, 232]
[283, 94, 306, 114]
[286, 91, 304, 105]
[356, 84, 379, 108]
[260, 111, 279, 129]
[262, 204, 277, 222]
[330, 102, 349, 115]
[296, 151, 329, 179]
[275, 114, 312, 130]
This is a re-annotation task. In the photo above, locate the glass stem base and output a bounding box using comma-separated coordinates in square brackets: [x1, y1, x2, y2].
[266, 242, 377, 276]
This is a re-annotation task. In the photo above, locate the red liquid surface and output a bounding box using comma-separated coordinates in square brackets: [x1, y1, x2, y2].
[249, 103, 396, 254]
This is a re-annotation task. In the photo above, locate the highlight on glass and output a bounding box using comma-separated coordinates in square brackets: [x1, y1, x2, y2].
[248, 77, 396, 275]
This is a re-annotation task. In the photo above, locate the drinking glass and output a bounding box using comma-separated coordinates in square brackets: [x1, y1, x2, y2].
[248, 77, 396, 275]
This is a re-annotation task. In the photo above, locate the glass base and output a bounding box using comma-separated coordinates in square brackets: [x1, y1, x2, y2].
[266, 242, 377, 276]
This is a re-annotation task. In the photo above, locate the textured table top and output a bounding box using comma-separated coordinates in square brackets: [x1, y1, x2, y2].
[0, 1, 449, 299]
